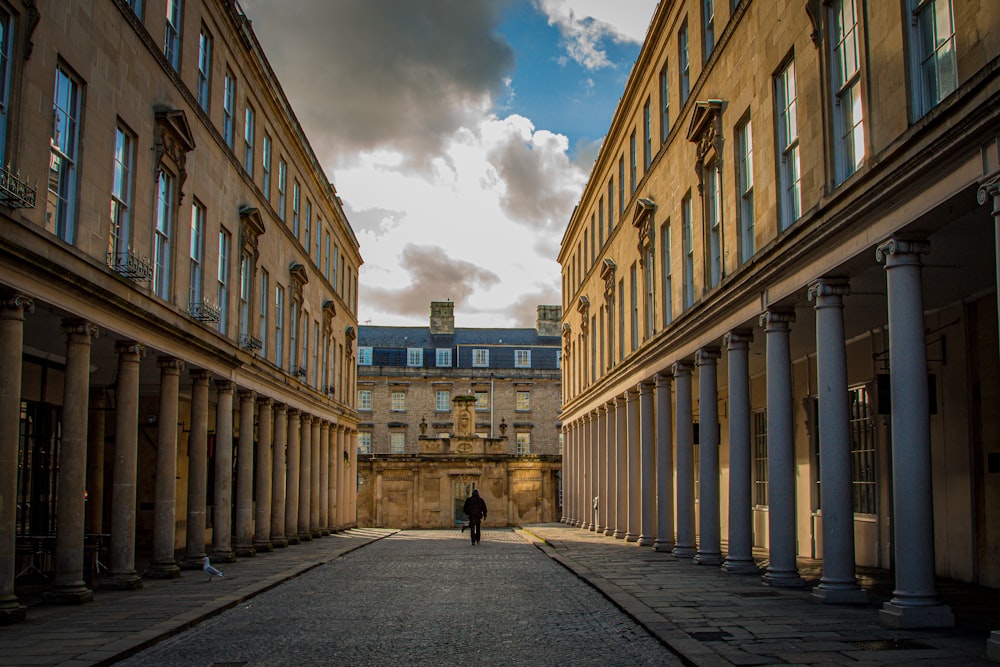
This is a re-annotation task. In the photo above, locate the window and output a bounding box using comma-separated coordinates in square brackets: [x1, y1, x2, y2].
[391, 391, 406, 411]
[472, 348, 489, 367]
[300, 311, 308, 377]
[679, 20, 690, 105]
[333, 245, 340, 293]
[660, 221, 673, 326]
[474, 390, 489, 411]
[850, 386, 877, 514]
[358, 389, 372, 411]
[645, 241, 655, 339]
[643, 99, 652, 171]
[108, 125, 134, 262]
[736, 117, 754, 263]
[516, 390, 530, 411]
[164, 0, 181, 70]
[153, 170, 174, 299]
[238, 252, 251, 340]
[407, 348, 423, 367]
[556, 351, 562, 370]
[222, 71, 235, 148]
[188, 201, 205, 309]
[909, 0, 956, 120]
[304, 200, 311, 249]
[775, 59, 801, 229]
[390, 432, 405, 454]
[618, 156, 625, 213]
[436, 348, 452, 367]
[659, 63, 670, 144]
[0, 10, 10, 162]
[259, 270, 269, 359]
[629, 130, 637, 195]
[589, 216, 595, 264]
[217, 229, 230, 334]
[752, 409, 768, 505]
[435, 390, 451, 412]
[197, 27, 211, 111]
[357, 432, 372, 455]
[682, 193, 694, 308]
[706, 162, 721, 288]
[243, 105, 255, 176]
[260, 133, 272, 200]
[127, 0, 142, 16]
[314, 218, 322, 263]
[514, 350, 531, 368]
[830, 0, 864, 182]
[598, 197, 605, 248]
[516, 433, 531, 455]
[277, 159, 287, 221]
[702, 0, 715, 61]
[275, 284, 284, 368]
[48, 66, 81, 243]
[292, 180, 300, 237]
[288, 300, 298, 369]
[358, 347, 372, 365]
[617, 277, 625, 360]
[630, 264, 638, 351]
[607, 178, 614, 228]
[312, 321, 319, 387]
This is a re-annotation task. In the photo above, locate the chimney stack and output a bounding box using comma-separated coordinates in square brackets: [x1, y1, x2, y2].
[536, 305, 562, 337]
[430, 300, 455, 335]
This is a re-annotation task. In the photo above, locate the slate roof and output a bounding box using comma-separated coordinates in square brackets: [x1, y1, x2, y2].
[358, 326, 559, 348]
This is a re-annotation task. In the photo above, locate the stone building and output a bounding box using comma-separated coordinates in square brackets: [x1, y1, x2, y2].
[558, 0, 1000, 635]
[0, 0, 360, 624]
[356, 301, 563, 528]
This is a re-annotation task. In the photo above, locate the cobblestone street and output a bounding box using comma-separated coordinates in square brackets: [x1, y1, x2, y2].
[116, 529, 680, 667]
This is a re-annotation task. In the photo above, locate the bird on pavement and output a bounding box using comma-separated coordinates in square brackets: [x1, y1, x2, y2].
[202, 556, 225, 582]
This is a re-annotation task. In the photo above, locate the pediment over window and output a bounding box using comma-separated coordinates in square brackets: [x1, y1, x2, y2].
[686, 100, 725, 190]
[323, 299, 337, 333]
[562, 322, 571, 357]
[154, 106, 196, 202]
[289, 262, 309, 301]
[632, 198, 657, 265]
[600, 258, 617, 300]
[344, 325, 356, 343]
[239, 205, 266, 258]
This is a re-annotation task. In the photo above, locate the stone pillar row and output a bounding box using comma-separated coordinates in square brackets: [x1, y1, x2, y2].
[0, 297, 357, 616]
[560, 235, 952, 628]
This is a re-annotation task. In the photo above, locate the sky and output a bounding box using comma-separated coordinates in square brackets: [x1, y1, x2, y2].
[240, 0, 658, 328]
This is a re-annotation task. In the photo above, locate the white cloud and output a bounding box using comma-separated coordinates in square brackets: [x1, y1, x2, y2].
[534, 0, 655, 69]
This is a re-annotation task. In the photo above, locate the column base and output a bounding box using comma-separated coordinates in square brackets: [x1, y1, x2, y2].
[310, 530, 323, 538]
[143, 560, 181, 579]
[286, 535, 301, 545]
[625, 532, 638, 542]
[637, 535, 655, 547]
[879, 601, 954, 629]
[594, 524, 604, 533]
[721, 558, 760, 574]
[297, 532, 313, 542]
[581, 522, 591, 530]
[694, 551, 722, 565]
[761, 569, 807, 588]
[210, 549, 237, 563]
[179, 554, 207, 570]
[0, 596, 25, 625]
[320, 529, 330, 536]
[271, 536, 289, 548]
[42, 583, 94, 604]
[652, 539, 675, 552]
[812, 581, 868, 605]
[253, 539, 274, 553]
[986, 631, 1000, 661]
[603, 528, 615, 537]
[672, 545, 696, 558]
[234, 545, 257, 558]
[101, 572, 142, 591]
[612, 529, 626, 539]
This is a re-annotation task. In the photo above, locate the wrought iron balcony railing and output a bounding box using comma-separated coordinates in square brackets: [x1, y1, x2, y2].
[293, 365, 307, 379]
[188, 300, 222, 323]
[0, 164, 36, 209]
[106, 250, 153, 282]
[239, 333, 263, 352]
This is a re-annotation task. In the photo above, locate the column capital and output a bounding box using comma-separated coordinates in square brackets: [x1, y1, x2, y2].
[256, 395, 274, 408]
[310, 414, 321, 425]
[598, 402, 611, 414]
[723, 330, 753, 349]
[238, 388, 256, 401]
[114, 339, 145, 357]
[808, 277, 850, 303]
[286, 407, 300, 418]
[320, 420, 331, 432]
[655, 371, 672, 387]
[299, 411, 312, 422]
[759, 308, 795, 330]
[696, 347, 721, 365]
[214, 379, 234, 393]
[875, 236, 930, 265]
[156, 356, 185, 373]
[638, 379, 654, 395]
[1, 292, 34, 316]
[62, 318, 99, 340]
[190, 368, 212, 383]
[672, 360, 694, 376]
[977, 175, 1000, 207]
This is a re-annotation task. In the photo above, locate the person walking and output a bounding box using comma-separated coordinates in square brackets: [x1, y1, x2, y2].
[463, 489, 488, 545]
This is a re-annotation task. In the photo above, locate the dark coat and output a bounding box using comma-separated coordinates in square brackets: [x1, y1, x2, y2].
[463, 494, 488, 522]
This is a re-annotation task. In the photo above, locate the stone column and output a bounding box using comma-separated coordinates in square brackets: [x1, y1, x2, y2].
[604, 403, 617, 537]
[565, 424, 575, 525]
[348, 429, 358, 526]
[310, 417, 321, 537]
[270, 403, 288, 547]
[86, 388, 107, 535]
[319, 420, 330, 534]
[625, 386, 641, 542]
[45, 319, 97, 602]
[181, 371, 211, 568]
[638, 380, 656, 546]
[760, 310, 804, 587]
[876, 238, 954, 628]
[673, 361, 696, 558]
[579, 417, 589, 529]
[589, 412, 599, 531]
[211, 380, 236, 562]
[613, 395, 628, 539]
[809, 279, 867, 602]
[722, 331, 758, 573]
[145, 356, 184, 579]
[284, 409, 301, 544]
[253, 397, 273, 552]
[977, 179, 1000, 357]
[654, 372, 675, 552]
[234, 389, 256, 557]
[337, 426, 348, 529]
[695, 347, 722, 565]
[104, 340, 144, 590]
[0, 294, 32, 623]
[574, 421, 584, 527]
[596, 405, 608, 533]
[560, 426, 569, 523]
[330, 426, 341, 530]
[297, 412, 312, 541]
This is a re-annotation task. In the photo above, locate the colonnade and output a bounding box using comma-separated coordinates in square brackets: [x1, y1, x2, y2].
[0, 294, 357, 622]
[560, 237, 955, 629]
